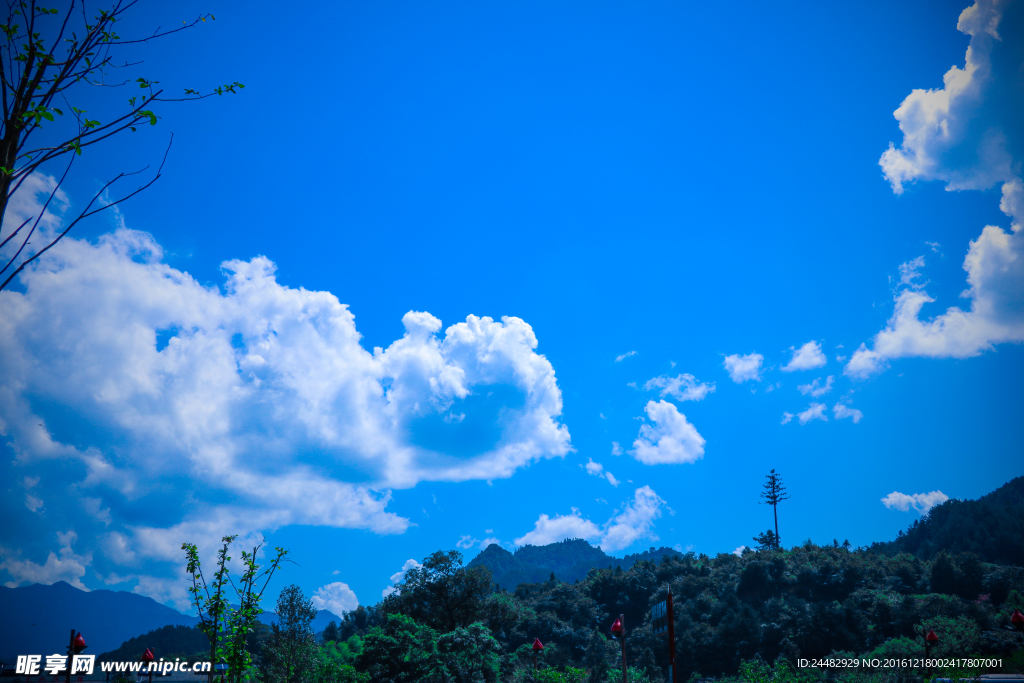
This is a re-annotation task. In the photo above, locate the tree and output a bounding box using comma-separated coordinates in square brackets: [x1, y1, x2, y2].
[0, 0, 244, 292]
[322, 621, 340, 645]
[752, 529, 779, 552]
[356, 613, 439, 683]
[760, 469, 791, 549]
[382, 550, 493, 633]
[182, 536, 289, 683]
[261, 584, 318, 683]
[434, 622, 502, 683]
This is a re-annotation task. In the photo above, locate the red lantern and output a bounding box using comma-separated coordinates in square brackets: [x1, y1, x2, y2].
[141, 649, 155, 663]
[532, 638, 544, 652]
[925, 630, 938, 645]
[72, 633, 87, 654]
[1012, 609, 1024, 630]
[611, 617, 623, 635]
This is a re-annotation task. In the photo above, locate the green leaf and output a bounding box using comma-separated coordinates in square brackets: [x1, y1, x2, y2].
[52, 108, 62, 116]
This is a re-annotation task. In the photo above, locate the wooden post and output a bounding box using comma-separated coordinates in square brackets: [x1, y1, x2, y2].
[667, 589, 676, 683]
[65, 630, 74, 683]
[620, 614, 627, 683]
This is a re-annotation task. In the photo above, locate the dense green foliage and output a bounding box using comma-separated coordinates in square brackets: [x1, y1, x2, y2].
[325, 543, 1024, 682]
[165, 478, 1024, 682]
[869, 477, 1024, 565]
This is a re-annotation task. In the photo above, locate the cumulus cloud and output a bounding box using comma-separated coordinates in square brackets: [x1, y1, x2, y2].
[881, 490, 949, 515]
[643, 373, 715, 402]
[797, 376, 834, 397]
[614, 351, 638, 362]
[833, 403, 864, 423]
[723, 353, 763, 383]
[382, 558, 422, 598]
[514, 486, 668, 552]
[582, 458, 620, 486]
[1, 531, 90, 589]
[732, 546, 747, 557]
[0, 228, 571, 601]
[631, 400, 706, 465]
[312, 582, 359, 616]
[849, 0, 1024, 378]
[781, 403, 827, 426]
[782, 341, 827, 372]
[611, 442, 623, 456]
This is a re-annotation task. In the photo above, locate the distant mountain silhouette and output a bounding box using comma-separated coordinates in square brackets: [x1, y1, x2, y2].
[868, 476, 1024, 565]
[0, 581, 198, 662]
[467, 538, 684, 589]
[0, 581, 342, 663]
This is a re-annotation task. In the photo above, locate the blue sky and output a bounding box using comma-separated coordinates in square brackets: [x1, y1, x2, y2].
[1, 0, 1022, 618]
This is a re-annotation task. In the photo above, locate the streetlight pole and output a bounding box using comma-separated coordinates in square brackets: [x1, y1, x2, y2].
[667, 589, 676, 683]
[611, 615, 626, 683]
[924, 629, 938, 678]
[66, 631, 86, 683]
[532, 639, 544, 672]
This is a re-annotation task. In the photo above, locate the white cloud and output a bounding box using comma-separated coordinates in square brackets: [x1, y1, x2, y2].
[723, 353, 763, 383]
[514, 509, 602, 547]
[1, 531, 90, 590]
[797, 376, 834, 397]
[732, 546, 747, 557]
[131, 574, 192, 612]
[850, 1, 1024, 378]
[0, 228, 572, 598]
[898, 256, 927, 289]
[614, 351, 638, 362]
[582, 458, 621, 487]
[631, 400, 705, 465]
[782, 341, 827, 372]
[881, 490, 949, 515]
[311, 582, 359, 616]
[643, 373, 715, 402]
[382, 558, 422, 598]
[782, 403, 827, 426]
[833, 403, 864, 423]
[611, 442, 623, 456]
[600, 486, 668, 552]
[455, 534, 503, 551]
[514, 486, 668, 553]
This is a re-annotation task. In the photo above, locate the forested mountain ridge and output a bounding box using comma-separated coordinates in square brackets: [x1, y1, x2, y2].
[869, 476, 1024, 565]
[329, 542, 1024, 682]
[467, 538, 684, 589]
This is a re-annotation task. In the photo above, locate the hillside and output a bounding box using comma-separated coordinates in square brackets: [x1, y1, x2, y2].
[869, 476, 1024, 564]
[0, 581, 198, 661]
[467, 538, 684, 589]
[96, 625, 210, 663]
[0, 581, 341, 663]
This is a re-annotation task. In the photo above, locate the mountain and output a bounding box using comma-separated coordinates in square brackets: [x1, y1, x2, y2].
[0, 581, 198, 662]
[467, 538, 684, 589]
[868, 476, 1024, 565]
[0, 581, 342, 663]
[259, 608, 342, 634]
[95, 625, 209, 663]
